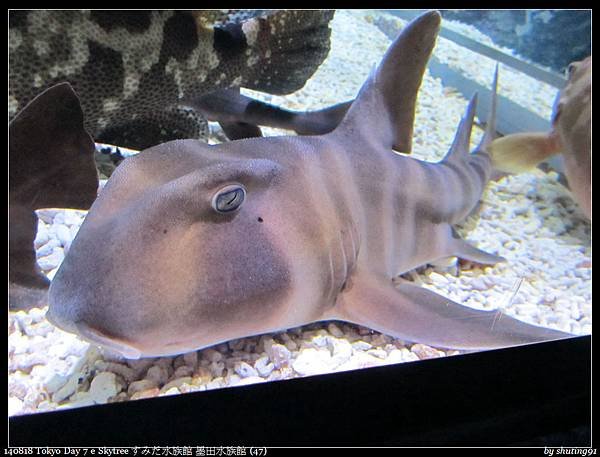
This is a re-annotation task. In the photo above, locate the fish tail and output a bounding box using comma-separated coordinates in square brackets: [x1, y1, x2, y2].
[488, 131, 561, 174]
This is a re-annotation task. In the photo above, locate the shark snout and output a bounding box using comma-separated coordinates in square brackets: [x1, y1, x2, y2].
[48, 266, 144, 359]
[74, 322, 142, 359]
[46, 304, 142, 359]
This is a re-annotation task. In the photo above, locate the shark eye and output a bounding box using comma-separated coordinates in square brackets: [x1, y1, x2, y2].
[212, 184, 246, 213]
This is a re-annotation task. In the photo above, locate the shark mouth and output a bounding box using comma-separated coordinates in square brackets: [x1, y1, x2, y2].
[74, 322, 143, 359]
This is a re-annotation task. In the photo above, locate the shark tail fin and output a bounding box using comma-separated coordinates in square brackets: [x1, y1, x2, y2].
[336, 10, 441, 153]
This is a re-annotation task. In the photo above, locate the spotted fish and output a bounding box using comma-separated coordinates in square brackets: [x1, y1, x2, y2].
[47, 11, 571, 359]
[9, 10, 348, 150]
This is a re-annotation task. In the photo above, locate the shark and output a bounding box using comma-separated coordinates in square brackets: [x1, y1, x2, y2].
[47, 11, 571, 359]
[9, 83, 98, 310]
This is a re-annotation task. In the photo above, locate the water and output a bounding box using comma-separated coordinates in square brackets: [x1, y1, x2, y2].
[8, 9, 591, 416]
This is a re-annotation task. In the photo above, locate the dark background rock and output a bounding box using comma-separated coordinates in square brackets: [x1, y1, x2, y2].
[440, 10, 591, 73]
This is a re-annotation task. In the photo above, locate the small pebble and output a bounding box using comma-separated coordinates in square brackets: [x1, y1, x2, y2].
[145, 365, 169, 385]
[292, 348, 333, 376]
[209, 361, 225, 378]
[160, 377, 193, 393]
[206, 379, 224, 390]
[328, 337, 353, 366]
[366, 349, 387, 359]
[202, 348, 223, 363]
[236, 376, 267, 386]
[173, 355, 186, 369]
[34, 225, 50, 249]
[308, 334, 329, 348]
[131, 388, 160, 400]
[89, 372, 120, 403]
[284, 340, 298, 351]
[337, 351, 384, 371]
[51, 375, 80, 403]
[411, 344, 446, 360]
[37, 247, 64, 271]
[35, 238, 59, 258]
[227, 375, 242, 386]
[351, 341, 372, 351]
[228, 339, 246, 351]
[234, 361, 259, 378]
[429, 272, 449, 285]
[173, 365, 194, 378]
[470, 278, 489, 291]
[254, 356, 275, 377]
[267, 343, 292, 368]
[36, 209, 60, 224]
[183, 351, 199, 368]
[53, 224, 72, 249]
[8, 397, 24, 416]
[159, 387, 181, 397]
[128, 379, 158, 396]
[385, 349, 405, 364]
[327, 322, 344, 338]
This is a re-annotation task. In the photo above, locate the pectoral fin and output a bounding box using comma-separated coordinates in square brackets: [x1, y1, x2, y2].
[335, 273, 571, 351]
[449, 236, 506, 265]
[191, 88, 352, 140]
[435, 225, 505, 265]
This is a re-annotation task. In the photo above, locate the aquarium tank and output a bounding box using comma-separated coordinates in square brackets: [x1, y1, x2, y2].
[8, 9, 591, 418]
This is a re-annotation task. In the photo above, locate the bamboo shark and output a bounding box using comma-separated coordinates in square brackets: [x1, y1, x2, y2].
[47, 11, 571, 359]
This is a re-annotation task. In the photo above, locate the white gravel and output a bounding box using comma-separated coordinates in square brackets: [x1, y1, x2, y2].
[8, 10, 590, 416]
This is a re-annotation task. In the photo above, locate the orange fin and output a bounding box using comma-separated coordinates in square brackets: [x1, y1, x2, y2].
[488, 132, 561, 174]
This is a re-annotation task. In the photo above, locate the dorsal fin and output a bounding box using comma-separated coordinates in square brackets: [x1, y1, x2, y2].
[478, 64, 499, 150]
[9, 82, 98, 209]
[9, 82, 98, 309]
[443, 93, 478, 161]
[336, 10, 441, 153]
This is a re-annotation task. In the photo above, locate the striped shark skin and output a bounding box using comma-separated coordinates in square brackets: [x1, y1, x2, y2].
[47, 11, 571, 359]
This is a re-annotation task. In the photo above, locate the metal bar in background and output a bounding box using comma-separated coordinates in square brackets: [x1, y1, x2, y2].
[425, 56, 566, 173]
[426, 57, 552, 135]
[388, 10, 567, 89]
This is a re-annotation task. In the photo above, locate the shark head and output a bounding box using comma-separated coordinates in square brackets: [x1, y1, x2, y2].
[47, 138, 305, 357]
